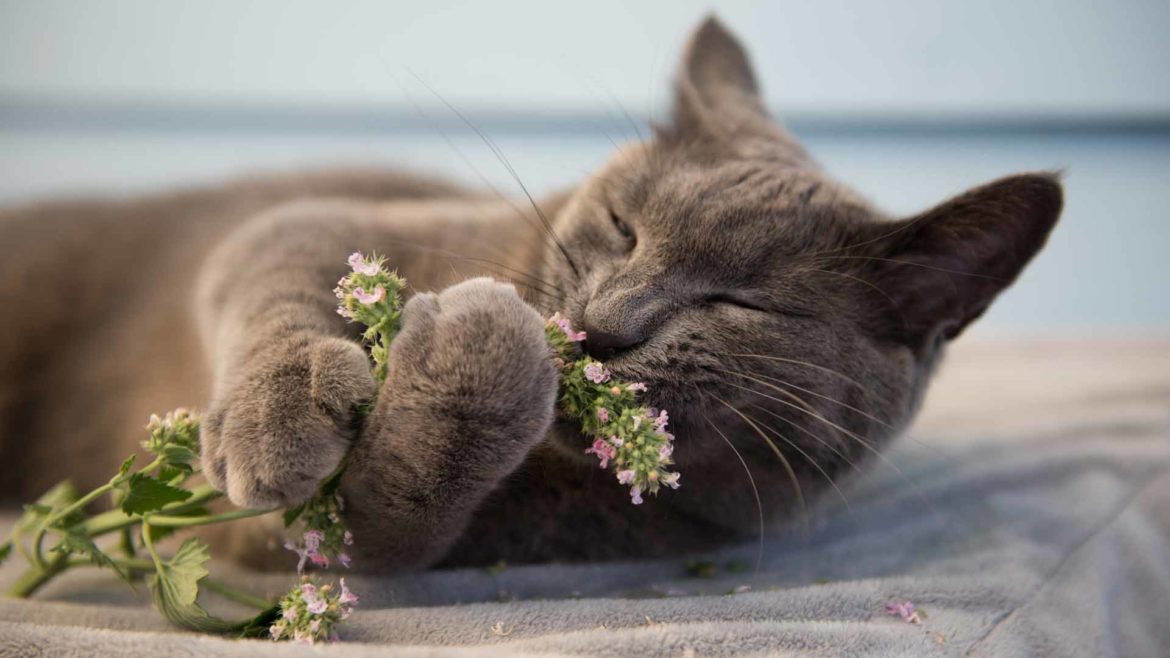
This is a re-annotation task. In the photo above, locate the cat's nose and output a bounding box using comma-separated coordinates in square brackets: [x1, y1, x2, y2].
[582, 326, 645, 361]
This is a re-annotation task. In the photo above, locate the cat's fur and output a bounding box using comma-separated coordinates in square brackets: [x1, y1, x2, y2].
[0, 17, 1061, 571]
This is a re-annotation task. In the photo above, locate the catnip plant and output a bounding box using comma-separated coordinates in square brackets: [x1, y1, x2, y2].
[0, 251, 678, 643]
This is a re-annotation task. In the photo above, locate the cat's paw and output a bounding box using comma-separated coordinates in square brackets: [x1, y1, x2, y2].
[201, 335, 376, 508]
[379, 277, 558, 446]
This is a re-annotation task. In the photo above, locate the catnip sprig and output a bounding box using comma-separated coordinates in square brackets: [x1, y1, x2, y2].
[546, 313, 680, 504]
[268, 576, 359, 644]
[334, 251, 406, 382]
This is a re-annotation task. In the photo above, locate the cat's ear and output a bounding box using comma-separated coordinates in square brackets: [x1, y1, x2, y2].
[669, 15, 807, 163]
[864, 173, 1063, 346]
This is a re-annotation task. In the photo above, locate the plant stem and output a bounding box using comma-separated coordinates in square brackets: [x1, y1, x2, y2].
[149, 508, 273, 528]
[5, 551, 67, 598]
[32, 456, 164, 569]
[201, 577, 272, 610]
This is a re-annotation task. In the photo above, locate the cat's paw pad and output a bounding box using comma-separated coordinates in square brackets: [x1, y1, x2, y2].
[201, 336, 376, 508]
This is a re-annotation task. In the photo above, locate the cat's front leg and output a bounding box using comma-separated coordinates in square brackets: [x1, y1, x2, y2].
[341, 277, 558, 571]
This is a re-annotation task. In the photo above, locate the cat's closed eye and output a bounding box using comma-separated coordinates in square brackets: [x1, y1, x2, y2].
[609, 209, 635, 246]
[708, 292, 818, 319]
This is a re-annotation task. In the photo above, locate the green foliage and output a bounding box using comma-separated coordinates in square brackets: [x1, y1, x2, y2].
[53, 528, 129, 581]
[121, 474, 193, 515]
[148, 538, 241, 633]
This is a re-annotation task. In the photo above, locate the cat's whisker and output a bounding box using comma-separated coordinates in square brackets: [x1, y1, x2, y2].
[720, 377, 944, 522]
[742, 407, 852, 511]
[747, 403, 862, 474]
[703, 414, 765, 573]
[390, 75, 571, 268]
[739, 367, 895, 431]
[728, 353, 877, 398]
[709, 392, 808, 529]
[805, 267, 909, 330]
[376, 236, 564, 300]
[407, 71, 582, 281]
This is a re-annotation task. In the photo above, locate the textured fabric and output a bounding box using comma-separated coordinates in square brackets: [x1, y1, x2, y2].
[2, 337, 1168, 657]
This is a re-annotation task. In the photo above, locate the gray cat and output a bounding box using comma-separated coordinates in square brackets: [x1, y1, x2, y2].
[0, 17, 1061, 571]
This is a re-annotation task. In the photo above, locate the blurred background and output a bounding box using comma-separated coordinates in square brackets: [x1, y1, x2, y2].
[1, 0, 1167, 335]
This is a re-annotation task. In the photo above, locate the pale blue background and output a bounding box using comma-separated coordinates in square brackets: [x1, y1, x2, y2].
[1, 0, 1167, 334]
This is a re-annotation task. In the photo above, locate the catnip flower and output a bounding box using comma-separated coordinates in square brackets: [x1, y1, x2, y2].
[545, 313, 680, 504]
[285, 492, 352, 574]
[886, 600, 921, 624]
[584, 362, 610, 384]
[334, 251, 406, 383]
[270, 576, 358, 644]
[548, 312, 587, 342]
[352, 286, 385, 305]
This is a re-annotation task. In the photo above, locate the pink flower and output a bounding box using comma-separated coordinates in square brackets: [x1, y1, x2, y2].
[885, 600, 921, 624]
[301, 583, 328, 615]
[309, 619, 321, 635]
[596, 407, 610, 423]
[585, 438, 617, 468]
[659, 442, 674, 460]
[651, 409, 669, 431]
[269, 621, 286, 640]
[339, 578, 359, 606]
[661, 471, 681, 489]
[282, 606, 297, 622]
[285, 540, 311, 573]
[584, 362, 610, 384]
[348, 252, 380, 276]
[616, 469, 636, 485]
[627, 382, 647, 392]
[550, 312, 587, 342]
[630, 486, 644, 505]
[338, 553, 352, 568]
[353, 286, 385, 305]
[310, 552, 329, 568]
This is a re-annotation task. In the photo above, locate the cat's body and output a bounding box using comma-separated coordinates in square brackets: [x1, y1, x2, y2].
[0, 18, 1062, 571]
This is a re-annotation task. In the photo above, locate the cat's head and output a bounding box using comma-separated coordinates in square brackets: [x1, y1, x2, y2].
[542, 18, 1061, 481]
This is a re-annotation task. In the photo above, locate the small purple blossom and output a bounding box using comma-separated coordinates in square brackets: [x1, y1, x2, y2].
[353, 286, 385, 305]
[651, 409, 669, 431]
[885, 600, 921, 624]
[584, 362, 610, 384]
[616, 469, 636, 485]
[348, 252, 380, 276]
[549, 312, 587, 342]
[339, 578, 359, 606]
[630, 486, 644, 505]
[337, 553, 352, 568]
[661, 471, 681, 489]
[585, 438, 617, 468]
[596, 407, 610, 423]
[659, 442, 674, 461]
[343, 531, 354, 546]
[302, 583, 328, 615]
[627, 382, 647, 392]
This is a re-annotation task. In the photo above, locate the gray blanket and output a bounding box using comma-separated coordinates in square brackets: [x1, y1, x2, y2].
[3, 337, 1169, 657]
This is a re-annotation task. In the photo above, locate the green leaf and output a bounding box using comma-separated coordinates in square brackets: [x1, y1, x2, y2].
[53, 528, 129, 581]
[157, 462, 194, 485]
[118, 454, 137, 477]
[160, 444, 198, 466]
[281, 503, 306, 528]
[148, 538, 243, 633]
[0, 541, 12, 565]
[121, 474, 192, 516]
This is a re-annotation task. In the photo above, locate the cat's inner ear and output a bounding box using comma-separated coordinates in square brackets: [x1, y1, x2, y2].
[864, 173, 1064, 346]
[669, 15, 807, 164]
